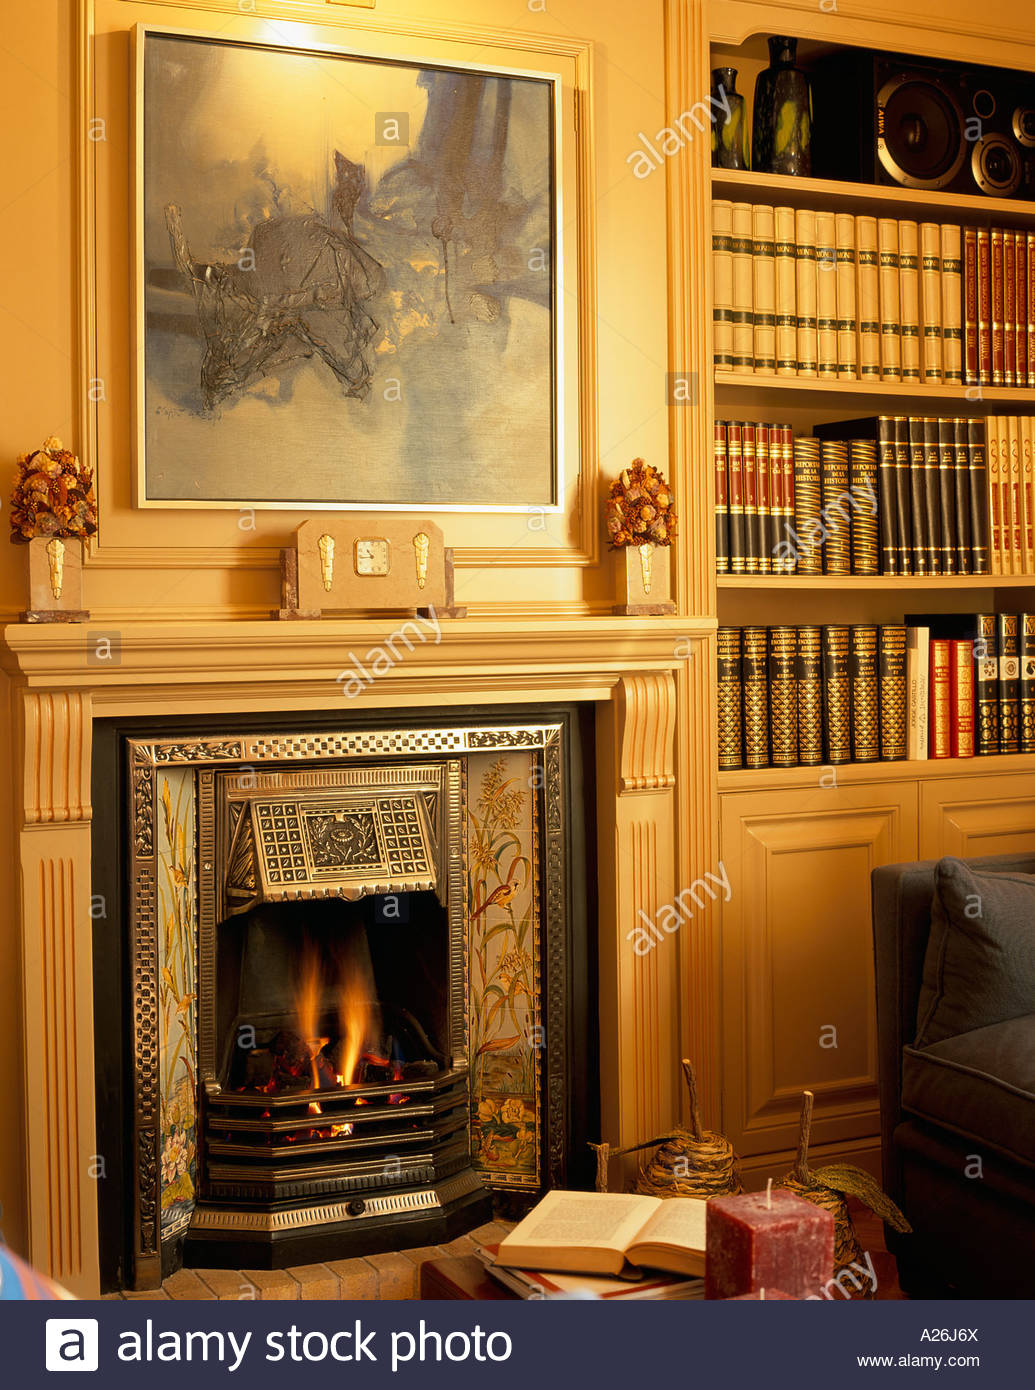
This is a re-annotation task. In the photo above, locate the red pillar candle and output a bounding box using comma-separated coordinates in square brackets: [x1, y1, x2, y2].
[705, 1186, 834, 1299]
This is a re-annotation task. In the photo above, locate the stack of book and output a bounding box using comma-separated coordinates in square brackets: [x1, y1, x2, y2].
[714, 420, 795, 574]
[717, 616, 1035, 770]
[963, 226, 1035, 387]
[712, 201, 962, 383]
[985, 414, 1035, 574]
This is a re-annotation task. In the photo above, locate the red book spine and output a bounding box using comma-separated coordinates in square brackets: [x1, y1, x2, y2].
[1016, 234, 1028, 390]
[781, 424, 796, 573]
[1004, 231, 1017, 387]
[991, 229, 1005, 386]
[1029, 233, 1035, 389]
[977, 230, 992, 384]
[964, 227, 979, 385]
[950, 639, 975, 758]
[929, 639, 952, 759]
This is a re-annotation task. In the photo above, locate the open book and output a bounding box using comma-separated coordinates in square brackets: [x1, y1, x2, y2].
[494, 1190, 707, 1278]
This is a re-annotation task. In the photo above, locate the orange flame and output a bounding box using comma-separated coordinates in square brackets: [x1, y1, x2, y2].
[296, 943, 327, 1091]
[334, 926, 381, 1087]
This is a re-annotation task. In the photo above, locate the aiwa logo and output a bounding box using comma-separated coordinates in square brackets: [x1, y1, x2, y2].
[45, 1318, 99, 1372]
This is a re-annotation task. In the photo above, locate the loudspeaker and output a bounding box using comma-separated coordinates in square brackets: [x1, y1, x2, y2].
[811, 50, 1035, 199]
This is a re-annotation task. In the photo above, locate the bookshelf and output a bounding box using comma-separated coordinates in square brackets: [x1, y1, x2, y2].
[703, 1, 1035, 1183]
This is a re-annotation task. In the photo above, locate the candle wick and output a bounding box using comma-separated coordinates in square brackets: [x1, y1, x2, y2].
[766, 1177, 773, 1210]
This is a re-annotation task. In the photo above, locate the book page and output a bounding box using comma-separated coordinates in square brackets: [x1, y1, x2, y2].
[629, 1195, 708, 1253]
[501, 1191, 658, 1251]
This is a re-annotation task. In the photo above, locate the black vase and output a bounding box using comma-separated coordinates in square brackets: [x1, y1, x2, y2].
[711, 66, 749, 170]
[752, 36, 812, 177]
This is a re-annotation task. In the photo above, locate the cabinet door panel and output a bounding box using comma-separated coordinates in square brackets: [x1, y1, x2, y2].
[720, 783, 918, 1159]
[920, 774, 1035, 859]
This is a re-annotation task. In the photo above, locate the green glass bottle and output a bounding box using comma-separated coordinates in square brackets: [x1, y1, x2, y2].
[752, 36, 812, 177]
[711, 66, 749, 170]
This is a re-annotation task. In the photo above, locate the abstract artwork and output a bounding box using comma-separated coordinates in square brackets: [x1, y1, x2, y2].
[137, 29, 558, 508]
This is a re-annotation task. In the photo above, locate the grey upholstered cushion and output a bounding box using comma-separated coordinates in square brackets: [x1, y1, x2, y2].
[915, 857, 1035, 1047]
[901, 1016, 1035, 1170]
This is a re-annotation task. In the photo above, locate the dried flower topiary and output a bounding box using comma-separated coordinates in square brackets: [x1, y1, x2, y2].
[10, 437, 98, 543]
[605, 458, 677, 548]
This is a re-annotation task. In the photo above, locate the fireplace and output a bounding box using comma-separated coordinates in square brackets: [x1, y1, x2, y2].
[91, 708, 596, 1288]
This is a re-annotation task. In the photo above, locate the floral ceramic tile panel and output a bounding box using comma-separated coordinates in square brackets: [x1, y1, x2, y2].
[466, 752, 541, 1187]
[156, 767, 198, 1238]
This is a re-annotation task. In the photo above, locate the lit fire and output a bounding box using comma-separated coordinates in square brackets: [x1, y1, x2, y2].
[296, 944, 328, 1091]
[307, 1100, 353, 1139]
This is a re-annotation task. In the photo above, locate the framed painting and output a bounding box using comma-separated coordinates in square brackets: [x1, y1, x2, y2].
[133, 25, 563, 511]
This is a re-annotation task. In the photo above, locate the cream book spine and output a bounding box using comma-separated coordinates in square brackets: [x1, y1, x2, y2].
[834, 211, 857, 380]
[711, 199, 734, 369]
[987, 422, 1003, 577]
[795, 207, 818, 378]
[877, 217, 901, 381]
[898, 220, 921, 383]
[774, 206, 798, 377]
[1007, 414, 1022, 576]
[906, 626, 930, 760]
[919, 222, 943, 383]
[816, 209, 838, 379]
[1021, 415, 1035, 574]
[731, 202, 755, 374]
[855, 215, 881, 380]
[752, 204, 777, 375]
[941, 223, 964, 386]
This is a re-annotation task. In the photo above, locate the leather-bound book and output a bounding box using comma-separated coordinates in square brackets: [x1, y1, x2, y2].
[949, 639, 975, 759]
[712, 200, 735, 369]
[893, 415, 913, 576]
[940, 224, 963, 386]
[977, 228, 992, 385]
[877, 416, 898, 575]
[1028, 232, 1035, 388]
[928, 639, 952, 759]
[768, 626, 799, 767]
[752, 203, 777, 374]
[816, 210, 838, 379]
[792, 436, 822, 574]
[1021, 417, 1035, 574]
[796, 626, 823, 767]
[716, 627, 744, 770]
[877, 217, 901, 381]
[962, 225, 978, 385]
[921, 416, 942, 576]
[991, 227, 1005, 386]
[835, 212, 858, 380]
[726, 421, 747, 575]
[821, 440, 851, 575]
[898, 220, 921, 383]
[921, 221, 944, 384]
[1007, 416, 1023, 575]
[1021, 614, 1035, 754]
[777, 424, 796, 573]
[855, 216, 881, 380]
[952, 418, 972, 577]
[976, 613, 1000, 755]
[731, 202, 755, 374]
[774, 206, 798, 377]
[849, 439, 879, 575]
[741, 627, 771, 769]
[936, 417, 958, 577]
[906, 625, 930, 760]
[878, 625, 907, 761]
[795, 208, 819, 377]
[986, 421, 1004, 577]
[1004, 231, 1017, 388]
[997, 612, 1020, 754]
[714, 420, 729, 575]
[821, 626, 852, 765]
[742, 423, 760, 574]
[966, 418, 990, 576]
[812, 415, 894, 574]
[850, 625, 880, 763]
[755, 423, 773, 574]
[1016, 233, 1028, 390]
[907, 416, 928, 576]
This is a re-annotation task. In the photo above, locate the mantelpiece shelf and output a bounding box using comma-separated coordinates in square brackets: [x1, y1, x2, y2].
[718, 751, 1035, 793]
[712, 166, 1035, 226]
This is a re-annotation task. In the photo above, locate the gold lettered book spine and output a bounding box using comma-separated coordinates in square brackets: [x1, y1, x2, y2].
[998, 611, 1020, 754]
[816, 210, 838, 380]
[1020, 614, 1035, 755]
[975, 613, 999, 755]
[779, 424, 797, 574]
[986, 420, 1003, 577]
[717, 627, 744, 770]
[741, 627, 771, 769]
[768, 626, 799, 768]
[793, 436, 822, 575]
[822, 625, 852, 765]
[1021, 416, 1035, 574]
[731, 201, 755, 373]
[774, 206, 798, 377]
[991, 227, 1005, 386]
[878, 625, 908, 761]
[849, 439, 879, 575]
[850, 625, 880, 763]
[796, 626, 823, 767]
[795, 207, 818, 377]
[821, 439, 851, 576]
[898, 220, 921, 383]
[877, 217, 901, 382]
[856, 215, 881, 380]
[727, 420, 747, 575]
[752, 204, 777, 374]
[941, 223, 964, 386]
[835, 212, 857, 381]
[712, 199, 735, 369]
[920, 221, 944, 384]
[743, 423, 760, 575]
[715, 419, 729, 576]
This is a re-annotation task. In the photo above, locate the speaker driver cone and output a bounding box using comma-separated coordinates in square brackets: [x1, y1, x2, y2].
[971, 132, 1022, 195]
[1012, 106, 1035, 149]
[877, 72, 966, 188]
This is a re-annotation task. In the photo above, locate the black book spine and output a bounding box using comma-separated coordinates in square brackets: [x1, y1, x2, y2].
[768, 626, 799, 767]
[907, 416, 928, 576]
[1021, 613, 1035, 755]
[893, 415, 913, 576]
[952, 417, 973, 576]
[727, 421, 746, 575]
[998, 612, 1020, 753]
[876, 416, 898, 575]
[850, 625, 880, 762]
[796, 626, 824, 766]
[936, 417, 958, 576]
[821, 625, 852, 764]
[878, 625, 908, 760]
[967, 418, 991, 576]
[741, 627, 771, 769]
[922, 416, 943, 576]
[717, 627, 744, 769]
[975, 613, 1000, 755]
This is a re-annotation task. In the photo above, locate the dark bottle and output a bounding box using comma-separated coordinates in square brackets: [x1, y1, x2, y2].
[751, 35, 812, 177]
[711, 66, 749, 170]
